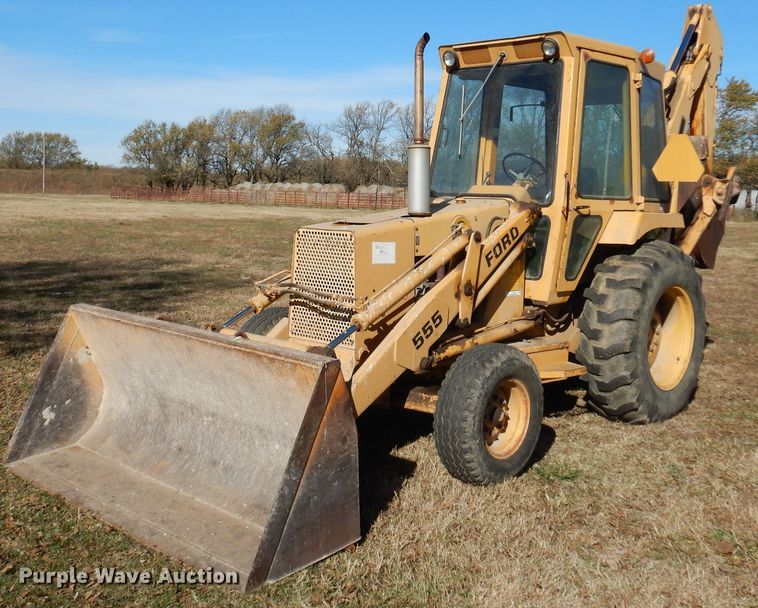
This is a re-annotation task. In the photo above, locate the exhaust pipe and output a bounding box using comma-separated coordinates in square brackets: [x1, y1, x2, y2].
[408, 32, 431, 217]
[413, 32, 430, 145]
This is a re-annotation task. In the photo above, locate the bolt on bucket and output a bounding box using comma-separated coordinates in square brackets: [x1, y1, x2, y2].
[5, 304, 360, 590]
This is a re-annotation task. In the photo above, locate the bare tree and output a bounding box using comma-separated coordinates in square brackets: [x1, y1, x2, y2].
[395, 100, 435, 164]
[332, 101, 371, 160]
[302, 123, 338, 183]
[331, 100, 399, 186]
[368, 101, 398, 156]
[306, 123, 335, 159]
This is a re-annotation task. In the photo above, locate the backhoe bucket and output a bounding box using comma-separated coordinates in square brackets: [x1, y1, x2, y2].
[5, 304, 360, 590]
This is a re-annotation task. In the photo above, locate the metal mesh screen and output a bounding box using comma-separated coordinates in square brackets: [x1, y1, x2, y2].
[290, 229, 355, 346]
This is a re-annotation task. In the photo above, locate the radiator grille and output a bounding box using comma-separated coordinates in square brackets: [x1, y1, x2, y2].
[290, 229, 355, 346]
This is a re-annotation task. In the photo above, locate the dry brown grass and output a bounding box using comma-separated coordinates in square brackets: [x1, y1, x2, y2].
[0, 193, 356, 222]
[0, 195, 755, 607]
[0, 168, 146, 195]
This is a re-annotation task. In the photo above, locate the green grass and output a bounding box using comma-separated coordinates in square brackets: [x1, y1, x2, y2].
[532, 463, 583, 481]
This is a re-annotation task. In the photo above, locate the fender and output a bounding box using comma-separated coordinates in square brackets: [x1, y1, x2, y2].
[598, 211, 684, 245]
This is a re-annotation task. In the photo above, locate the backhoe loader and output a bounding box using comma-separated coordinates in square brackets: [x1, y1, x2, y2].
[6, 4, 738, 590]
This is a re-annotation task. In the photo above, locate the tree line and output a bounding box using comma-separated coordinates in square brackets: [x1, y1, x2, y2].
[1, 79, 754, 195]
[120, 101, 435, 191]
[119, 79, 755, 194]
[0, 131, 86, 169]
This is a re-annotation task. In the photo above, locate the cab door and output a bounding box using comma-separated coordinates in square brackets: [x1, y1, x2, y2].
[554, 51, 640, 296]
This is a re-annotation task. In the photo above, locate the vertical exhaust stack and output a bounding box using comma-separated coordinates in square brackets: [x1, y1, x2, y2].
[408, 32, 431, 217]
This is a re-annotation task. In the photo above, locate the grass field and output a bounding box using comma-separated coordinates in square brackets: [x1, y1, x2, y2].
[0, 194, 755, 607]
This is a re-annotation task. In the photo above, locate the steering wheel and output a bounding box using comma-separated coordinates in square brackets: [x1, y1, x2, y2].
[501, 152, 548, 190]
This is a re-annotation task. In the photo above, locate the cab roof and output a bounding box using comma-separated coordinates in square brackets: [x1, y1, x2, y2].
[439, 31, 665, 78]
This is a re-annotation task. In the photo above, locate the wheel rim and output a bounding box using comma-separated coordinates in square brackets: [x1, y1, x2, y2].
[483, 379, 530, 459]
[647, 285, 695, 390]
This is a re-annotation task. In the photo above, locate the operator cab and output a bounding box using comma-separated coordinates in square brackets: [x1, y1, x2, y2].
[429, 32, 672, 303]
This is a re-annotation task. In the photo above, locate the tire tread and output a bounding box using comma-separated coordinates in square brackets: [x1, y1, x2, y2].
[576, 241, 706, 423]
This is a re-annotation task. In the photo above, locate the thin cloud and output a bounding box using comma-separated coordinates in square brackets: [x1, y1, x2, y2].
[0, 46, 426, 122]
[0, 45, 437, 164]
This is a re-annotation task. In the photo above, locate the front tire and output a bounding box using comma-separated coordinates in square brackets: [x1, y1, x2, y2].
[240, 306, 288, 336]
[434, 344, 544, 484]
[577, 241, 706, 423]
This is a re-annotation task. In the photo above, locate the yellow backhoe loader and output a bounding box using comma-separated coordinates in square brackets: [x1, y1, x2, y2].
[6, 4, 738, 591]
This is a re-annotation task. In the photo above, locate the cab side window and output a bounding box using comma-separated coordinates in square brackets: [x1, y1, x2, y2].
[639, 75, 670, 201]
[577, 62, 631, 199]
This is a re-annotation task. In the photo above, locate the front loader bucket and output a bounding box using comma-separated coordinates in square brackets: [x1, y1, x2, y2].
[5, 304, 360, 590]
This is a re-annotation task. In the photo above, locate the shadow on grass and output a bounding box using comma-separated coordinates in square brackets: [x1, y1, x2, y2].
[543, 377, 588, 418]
[356, 407, 431, 537]
[0, 258, 238, 355]
[356, 379, 577, 535]
[704, 328, 714, 349]
[528, 425, 556, 468]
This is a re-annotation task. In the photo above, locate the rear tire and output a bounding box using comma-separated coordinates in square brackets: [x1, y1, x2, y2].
[434, 344, 544, 484]
[577, 241, 705, 423]
[240, 307, 288, 336]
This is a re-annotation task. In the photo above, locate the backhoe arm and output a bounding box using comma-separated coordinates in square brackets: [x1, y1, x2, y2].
[664, 3, 723, 173]
[661, 4, 740, 268]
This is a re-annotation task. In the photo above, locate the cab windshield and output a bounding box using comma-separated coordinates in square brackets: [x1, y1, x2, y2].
[430, 60, 562, 204]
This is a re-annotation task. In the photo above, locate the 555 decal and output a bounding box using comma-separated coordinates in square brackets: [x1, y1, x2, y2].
[412, 310, 443, 350]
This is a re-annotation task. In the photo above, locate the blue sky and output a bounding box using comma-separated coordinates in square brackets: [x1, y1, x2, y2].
[1, 0, 755, 166]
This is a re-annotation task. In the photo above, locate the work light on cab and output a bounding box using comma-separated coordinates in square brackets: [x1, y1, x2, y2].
[443, 50, 458, 70]
[541, 38, 559, 60]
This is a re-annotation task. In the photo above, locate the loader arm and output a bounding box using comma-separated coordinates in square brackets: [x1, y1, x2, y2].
[351, 203, 539, 414]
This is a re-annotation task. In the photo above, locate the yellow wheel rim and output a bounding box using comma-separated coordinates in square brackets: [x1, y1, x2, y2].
[483, 379, 530, 459]
[647, 286, 695, 390]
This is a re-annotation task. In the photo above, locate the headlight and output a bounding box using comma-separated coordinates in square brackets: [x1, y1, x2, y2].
[541, 38, 559, 61]
[443, 50, 458, 70]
